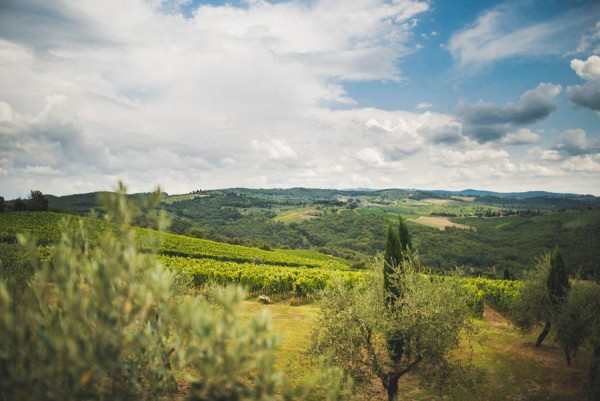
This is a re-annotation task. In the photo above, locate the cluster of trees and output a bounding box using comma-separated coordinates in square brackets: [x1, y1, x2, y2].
[415, 212, 600, 281]
[1, 191, 48, 212]
[511, 246, 600, 400]
[473, 209, 542, 218]
[163, 194, 387, 259]
[311, 219, 476, 401]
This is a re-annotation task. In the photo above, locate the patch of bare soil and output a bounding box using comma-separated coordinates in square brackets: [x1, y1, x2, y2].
[483, 303, 511, 328]
[423, 198, 454, 205]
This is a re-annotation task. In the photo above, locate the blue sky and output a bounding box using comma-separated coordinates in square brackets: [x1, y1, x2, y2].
[0, 0, 599, 198]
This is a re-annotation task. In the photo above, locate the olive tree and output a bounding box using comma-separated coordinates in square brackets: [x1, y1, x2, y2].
[554, 281, 600, 400]
[310, 253, 475, 401]
[511, 246, 570, 348]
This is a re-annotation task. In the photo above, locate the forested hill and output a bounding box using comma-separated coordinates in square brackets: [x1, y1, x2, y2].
[430, 189, 585, 199]
[24, 187, 600, 214]
[5, 187, 600, 280]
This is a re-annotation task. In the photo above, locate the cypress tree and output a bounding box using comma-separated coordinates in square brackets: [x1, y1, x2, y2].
[398, 217, 412, 255]
[384, 223, 402, 305]
[536, 245, 570, 347]
[383, 221, 411, 363]
[547, 245, 569, 304]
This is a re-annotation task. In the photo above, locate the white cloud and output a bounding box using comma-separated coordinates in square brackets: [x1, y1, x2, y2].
[354, 147, 386, 167]
[23, 165, 64, 176]
[520, 135, 600, 181]
[0, 1, 598, 196]
[0, 0, 435, 197]
[457, 83, 561, 143]
[251, 137, 298, 161]
[568, 56, 600, 112]
[448, 4, 598, 68]
[527, 147, 564, 162]
[555, 128, 600, 156]
[571, 56, 600, 81]
[561, 155, 600, 173]
[519, 163, 564, 177]
[501, 128, 540, 146]
[576, 21, 600, 54]
[429, 148, 510, 168]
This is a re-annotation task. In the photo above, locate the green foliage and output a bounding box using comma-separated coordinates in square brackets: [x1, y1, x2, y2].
[511, 253, 554, 335]
[13, 198, 27, 212]
[384, 224, 401, 269]
[554, 281, 600, 356]
[29, 190, 49, 211]
[397, 217, 412, 254]
[383, 219, 413, 363]
[553, 281, 600, 400]
[0, 211, 107, 245]
[0, 211, 349, 270]
[161, 255, 362, 298]
[159, 231, 348, 269]
[0, 184, 354, 401]
[384, 223, 402, 307]
[0, 196, 4, 213]
[0, 187, 178, 400]
[310, 255, 475, 401]
[450, 211, 600, 280]
[547, 245, 569, 304]
[30, 189, 600, 279]
[459, 276, 521, 315]
[0, 243, 34, 303]
[511, 247, 571, 348]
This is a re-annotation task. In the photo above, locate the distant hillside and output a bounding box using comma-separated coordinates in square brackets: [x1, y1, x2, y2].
[430, 189, 584, 199]
[3, 187, 600, 280]
[46, 192, 109, 214]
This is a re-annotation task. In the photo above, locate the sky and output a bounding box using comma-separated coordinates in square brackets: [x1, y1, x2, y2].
[1, 0, 599, 198]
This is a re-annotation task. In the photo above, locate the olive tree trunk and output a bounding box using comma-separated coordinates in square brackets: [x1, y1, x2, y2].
[381, 372, 401, 401]
[535, 320, 551, 347]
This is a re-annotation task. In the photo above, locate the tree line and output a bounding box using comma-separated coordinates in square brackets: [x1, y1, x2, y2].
[0, 190, 48, 212]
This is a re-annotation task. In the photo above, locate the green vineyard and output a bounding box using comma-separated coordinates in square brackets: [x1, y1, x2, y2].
[0, 212, 520, 314]
[0, 212, 348, 269]
[159, 255, 363, 297]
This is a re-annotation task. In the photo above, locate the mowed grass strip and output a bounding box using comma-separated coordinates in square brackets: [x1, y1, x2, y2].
[239, 301, 320, 386]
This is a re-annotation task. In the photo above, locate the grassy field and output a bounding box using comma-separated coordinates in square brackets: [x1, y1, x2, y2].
[273, 207, 323, 223]
[407, 216, 475, 231]
[239, 301, 591, 401]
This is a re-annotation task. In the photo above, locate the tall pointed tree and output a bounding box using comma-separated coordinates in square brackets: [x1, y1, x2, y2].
[383, 219, 414, 365]
[398, 217, 412, 255]
[547, 245, 569, 303]
[384, 223, 402, 306]
[536, 245, 570, 348]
